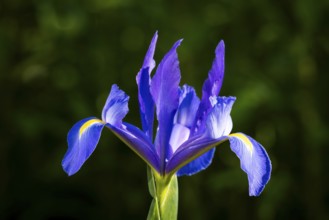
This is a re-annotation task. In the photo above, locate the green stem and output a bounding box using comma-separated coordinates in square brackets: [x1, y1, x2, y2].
[147, 166, 178, 220]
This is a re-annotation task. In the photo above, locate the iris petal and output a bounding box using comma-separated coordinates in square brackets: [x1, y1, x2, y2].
[141, 31, 158, 72]
[202, 40, 225, 99]
[170, 85, 217, 176]
[102, 84, 129, 127]
[228, 133, 272, 196]
[206, 96, 236, 138]
[192, 40, 225, 134]
[175, 85, 200, 128]
[167, 133, 271, 196]
[150, 39, 182, 171]
[62, 117, 105, 176]
[136, 32, 158, 139]
[166, 135, 227, 175]
[106, 123, 160, 173]
[176, 149, 215, 176]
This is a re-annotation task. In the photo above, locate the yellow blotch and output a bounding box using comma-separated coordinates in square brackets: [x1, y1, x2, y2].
[79, 119, 104, 138]
[229, 133, 253, 153]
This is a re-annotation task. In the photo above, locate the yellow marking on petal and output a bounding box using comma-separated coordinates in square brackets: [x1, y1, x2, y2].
[230, 133, 253, 153]
[79, 119, 104, 138]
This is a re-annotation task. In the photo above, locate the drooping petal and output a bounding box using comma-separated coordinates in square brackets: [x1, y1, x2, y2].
[101, 84, 129, 127]
[206, 96, 236, 138]
[192, 41, 225, 134]
[228, 133, 271, 196]
[136, 32, 158, 139]
[166, 135, 227, 175]
[150, 39, 182, 171]
[62, 117, 105, 176]
[106, 122, 160, 172]
[176, 149, 215, 176]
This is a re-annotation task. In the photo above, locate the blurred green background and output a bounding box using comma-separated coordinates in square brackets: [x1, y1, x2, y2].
[1, 0, 329, 219]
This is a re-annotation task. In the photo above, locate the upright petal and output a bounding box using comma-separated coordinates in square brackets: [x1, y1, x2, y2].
[136, 32, 158, 139]
[206, 96, 236, 138]
[169, 85, 200, 153]
[174, 85, 200, 128]
[102, 84, 129, 127]
[167, 85, 214, 176]
[107, 123, 160, 172]
[228, 133, 271, 196]
[192, 41, 225, 134]
[202, 40, 225, 99]
[62, 117, 105, 176]
[142, 31, 158, 72]
[176, 96, 234, 176]
[150, 40, 182, 171]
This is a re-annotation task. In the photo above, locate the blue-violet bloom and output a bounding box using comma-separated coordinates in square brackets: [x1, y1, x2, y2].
[62, 32, 271, 196]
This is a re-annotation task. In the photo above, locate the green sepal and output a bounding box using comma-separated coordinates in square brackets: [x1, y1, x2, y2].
[147, 166, 178, 220]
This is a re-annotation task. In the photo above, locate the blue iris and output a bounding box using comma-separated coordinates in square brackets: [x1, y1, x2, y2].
[62, 32, 271, 196]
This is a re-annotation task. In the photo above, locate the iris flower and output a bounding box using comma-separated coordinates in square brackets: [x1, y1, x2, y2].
[62, 32, 271, 219]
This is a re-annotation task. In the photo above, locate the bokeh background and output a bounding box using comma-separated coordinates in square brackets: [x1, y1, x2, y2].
[1, 0, 329, 219]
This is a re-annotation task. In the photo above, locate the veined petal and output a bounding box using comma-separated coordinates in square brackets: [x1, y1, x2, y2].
[202, 40, 225, 99]
[142, 31, 158, 72]
[192, 41, 225, 134]
[169, 85, 200, 153]
[175, 85, 200, 128]
[101, 84, 129, 127]
[228, 133, 271, 196]
[137, 68, 155, 139]
[176, 149, 215, 176]
[106, 123, 160, 172]
[166, 135, 227, 175]
[150, 39, 182, 171]
[206, 96, 236, 138]
[136, 32, 158, 139]
[171, 85, 217, 176]
[175, 96, 234, 176]
[62, 117, 105, 176]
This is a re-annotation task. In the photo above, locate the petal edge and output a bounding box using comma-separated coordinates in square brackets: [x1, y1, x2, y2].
[62, 117, 105, 176]
[228, 133, 271, 196]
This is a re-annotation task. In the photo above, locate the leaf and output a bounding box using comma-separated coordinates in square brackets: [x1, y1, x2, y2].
[147, 166, 178, 220]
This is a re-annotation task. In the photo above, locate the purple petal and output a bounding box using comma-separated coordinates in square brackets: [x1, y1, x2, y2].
[136, 32, 158, 139]
[106, 122, 160, 172]
[206, 96, 235, 138]
[166, 135, 227, 175]
[176, 96, 235, 176]
[175, 85, 200, 128]
[169, 85, 200, 153]
[176, 149, 215, 176]
[150, 39, 182, 171]
[137, 68, 155, 139]
[101, 84, 129, 127]
[142, 31, 158, 71]
[168, 85, 216, 176]
[203, 40, 225, 98]
[192, 41, 225, 134]
[62, 117, 105, 176]
[228, 133, 272, 196]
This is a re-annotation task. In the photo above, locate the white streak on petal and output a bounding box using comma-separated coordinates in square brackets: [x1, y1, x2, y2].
[169, 124, 190, 153]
